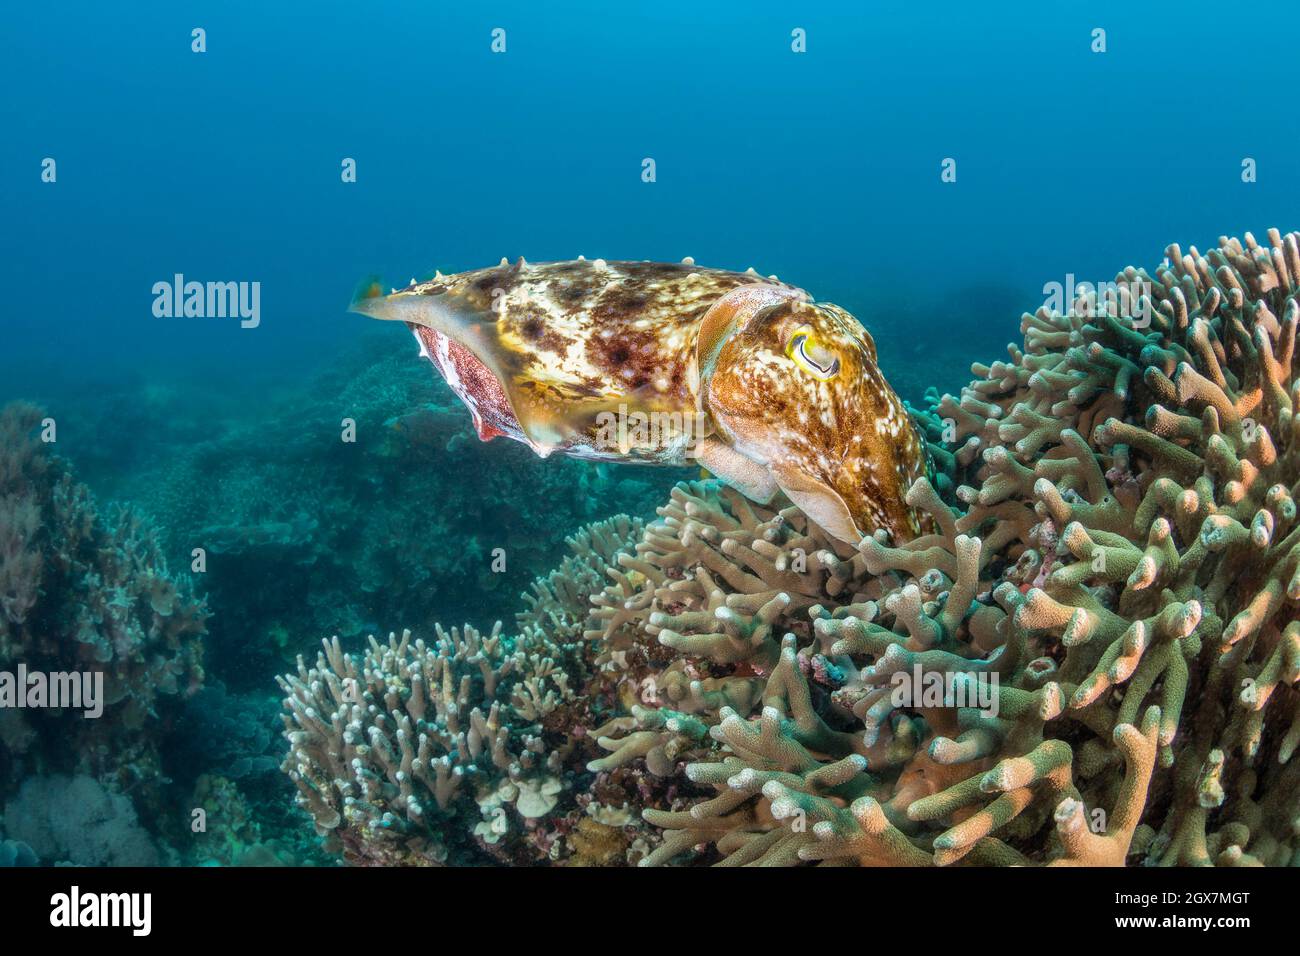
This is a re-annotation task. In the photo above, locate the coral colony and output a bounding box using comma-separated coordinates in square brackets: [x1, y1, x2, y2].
[5, 228, 1300, 867]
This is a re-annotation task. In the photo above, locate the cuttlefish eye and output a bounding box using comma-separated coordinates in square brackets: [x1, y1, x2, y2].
[786, 325, 841, 380]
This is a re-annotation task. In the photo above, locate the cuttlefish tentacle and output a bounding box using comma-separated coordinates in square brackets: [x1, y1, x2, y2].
[350, 259, 931, 544]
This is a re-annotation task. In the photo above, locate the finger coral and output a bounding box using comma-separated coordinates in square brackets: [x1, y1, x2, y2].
[279, 624, 560, 864]
[518, 514, 645, 645]
[580, 228, 1300, 867]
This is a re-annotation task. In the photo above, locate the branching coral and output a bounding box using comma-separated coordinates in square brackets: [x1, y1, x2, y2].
[277, 514, 648, 865]
[280, 624, 570, 864]
[518, 514, 645, 644]
[579, 229, 1300, 867]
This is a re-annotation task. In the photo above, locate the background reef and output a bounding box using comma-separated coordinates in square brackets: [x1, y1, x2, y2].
[0, 333, 684, 865]
[0, 403, 206, 864]
[58, 330, 685, 689]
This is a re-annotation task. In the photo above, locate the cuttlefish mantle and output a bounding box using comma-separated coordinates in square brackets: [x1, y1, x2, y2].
[350, 257, 931, 544]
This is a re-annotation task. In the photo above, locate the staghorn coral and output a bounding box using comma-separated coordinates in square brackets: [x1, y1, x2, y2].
[571, 480, 877, 860]
[0, 402, 207, 810]
[579, 228, 1300, 867]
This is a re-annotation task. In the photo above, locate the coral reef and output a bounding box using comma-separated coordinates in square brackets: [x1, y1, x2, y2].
[572, 228, 1300, 866]
[1, 342, 669, 868]
[13, 228, 1289, 869]
[0, 402, 207, 812]
[277, 516, 647, 865]
[279, 624, 558, 865]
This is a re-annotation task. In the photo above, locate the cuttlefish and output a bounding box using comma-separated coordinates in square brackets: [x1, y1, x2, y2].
[350, 258, 930, 544]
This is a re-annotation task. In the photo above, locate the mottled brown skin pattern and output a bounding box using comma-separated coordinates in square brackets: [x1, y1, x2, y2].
[440, 259, 786, 406]
[387, 260, 798, 458]
[704, 298, 931, 540]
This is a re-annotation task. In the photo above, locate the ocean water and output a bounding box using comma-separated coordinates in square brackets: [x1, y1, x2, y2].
[2, 0, 1300, 872]
[6, 0, 1295, 398]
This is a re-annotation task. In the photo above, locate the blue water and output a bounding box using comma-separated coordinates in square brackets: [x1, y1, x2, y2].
[5, 0, 1297, 400]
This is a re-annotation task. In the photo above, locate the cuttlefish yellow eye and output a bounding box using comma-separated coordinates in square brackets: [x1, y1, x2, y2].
[786, 326, 841, 380]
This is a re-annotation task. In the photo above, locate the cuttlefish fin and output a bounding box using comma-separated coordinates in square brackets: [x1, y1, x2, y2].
[768, 461, 862, 544]
[693, 438, 779, 503]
